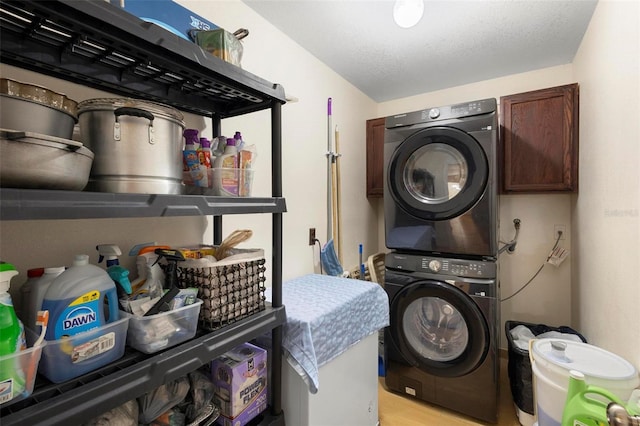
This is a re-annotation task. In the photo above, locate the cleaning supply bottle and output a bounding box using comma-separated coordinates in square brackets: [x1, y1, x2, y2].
[129, 245, 168, 300]
[234, 131, 245, 151]
[24, 266, 64, 330]
[0, 262, 26, 401]
[561, 370, 626, 426]
[213, 138, 239, 196]
[96, 245, 132, 303]
[19, 267, 44, 320]
[182, 128, 199, 172]
[41, 254, 119, 341]
[198, 137, 212, 169]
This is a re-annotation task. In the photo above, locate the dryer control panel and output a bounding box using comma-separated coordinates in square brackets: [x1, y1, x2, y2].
[387, 252, 497, 279]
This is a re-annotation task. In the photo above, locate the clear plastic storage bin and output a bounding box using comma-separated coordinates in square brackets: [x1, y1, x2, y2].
[0, 329, 46, 406]
[122, 299, 203, 354]
[38, 316, 129, 383]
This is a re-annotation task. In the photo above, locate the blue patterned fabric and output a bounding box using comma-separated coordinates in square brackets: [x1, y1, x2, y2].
[265, 274, 389, 393]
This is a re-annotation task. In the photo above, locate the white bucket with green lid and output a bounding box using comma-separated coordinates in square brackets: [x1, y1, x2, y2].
[531, 338, 639, 426]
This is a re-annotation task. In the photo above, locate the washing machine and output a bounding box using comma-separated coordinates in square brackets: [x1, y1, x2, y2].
[384, 98, 498, 259]
[383, 251, 499, 423]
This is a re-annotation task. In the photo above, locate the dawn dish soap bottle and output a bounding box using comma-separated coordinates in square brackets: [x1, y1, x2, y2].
[42, 254, 119, 342]
[0, 262, 26, 403]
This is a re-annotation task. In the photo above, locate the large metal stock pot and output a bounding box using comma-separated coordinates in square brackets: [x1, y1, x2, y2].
[78, 98, 185, 194]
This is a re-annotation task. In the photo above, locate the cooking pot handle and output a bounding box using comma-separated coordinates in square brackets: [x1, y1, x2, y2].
[114, 107, 155, 123]
[113, 107, 156, 144]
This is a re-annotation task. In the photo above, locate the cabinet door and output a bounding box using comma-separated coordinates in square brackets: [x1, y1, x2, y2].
[500, 83, 579, 192]
[366, 117, 386, 198]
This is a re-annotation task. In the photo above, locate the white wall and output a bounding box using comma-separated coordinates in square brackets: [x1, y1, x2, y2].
[376, 66, 576, 348]
[571, 0, 640, 368]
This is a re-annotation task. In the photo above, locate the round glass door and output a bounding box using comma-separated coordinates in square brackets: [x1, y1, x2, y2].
[390, 279, 489, 377]
[389, 126, 488, 220]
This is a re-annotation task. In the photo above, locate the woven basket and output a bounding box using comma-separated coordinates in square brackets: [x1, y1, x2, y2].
[177, 248, 266, 331]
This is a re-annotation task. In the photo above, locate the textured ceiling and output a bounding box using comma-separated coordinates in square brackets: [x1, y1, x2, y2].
[243, 0, 598, 102]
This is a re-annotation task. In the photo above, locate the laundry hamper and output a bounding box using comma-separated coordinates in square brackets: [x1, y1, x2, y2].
[177, 248, 266, 331]
[505, 320, 587, 423]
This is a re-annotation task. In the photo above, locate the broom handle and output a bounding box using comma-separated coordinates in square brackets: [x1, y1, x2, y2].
[327, 98, 333, 242]
[334, 125, 342, 263]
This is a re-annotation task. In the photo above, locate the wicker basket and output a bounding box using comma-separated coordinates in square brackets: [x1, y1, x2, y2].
[176, 248, 266, 331]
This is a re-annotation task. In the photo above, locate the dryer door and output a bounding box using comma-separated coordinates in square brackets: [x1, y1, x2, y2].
[388, 126, 488, 221]
[388, 278, 489, 377]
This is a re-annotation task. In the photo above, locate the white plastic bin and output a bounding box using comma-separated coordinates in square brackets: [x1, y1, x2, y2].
[122, 299, 202, 354]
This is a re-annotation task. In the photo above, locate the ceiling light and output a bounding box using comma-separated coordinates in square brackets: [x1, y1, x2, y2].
[393, 0, 424, 28]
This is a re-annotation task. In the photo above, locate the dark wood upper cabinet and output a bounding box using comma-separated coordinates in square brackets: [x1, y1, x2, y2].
[366, 117, 386, 198]
[500, 83, 579, 193]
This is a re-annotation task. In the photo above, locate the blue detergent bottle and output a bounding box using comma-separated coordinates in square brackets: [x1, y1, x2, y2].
[42, 254, 119, 341]
[0, 262, 26, 402]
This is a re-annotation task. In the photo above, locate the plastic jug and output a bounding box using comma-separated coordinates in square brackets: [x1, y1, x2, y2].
[561, 370, 640, 426]
[41, 254, 119, 341]
[23, 266, 64, 331]
[213, 138, 239, 195]
[0, 262, 26, 401]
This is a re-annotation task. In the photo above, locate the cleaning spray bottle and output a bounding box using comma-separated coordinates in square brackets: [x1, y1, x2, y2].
[129, 244, 168, 301]
[41, 254, 119, 341]
[143, 248, 185, 316]
[0, 262, 26, 402]
[96, 245, 132, 309]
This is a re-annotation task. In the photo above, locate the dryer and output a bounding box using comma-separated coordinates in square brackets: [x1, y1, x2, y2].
[384, 98, 498, 259]
[383, 252, 499, 423]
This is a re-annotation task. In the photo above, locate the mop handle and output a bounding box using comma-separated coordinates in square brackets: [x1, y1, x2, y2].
[327, 97, 333, 242]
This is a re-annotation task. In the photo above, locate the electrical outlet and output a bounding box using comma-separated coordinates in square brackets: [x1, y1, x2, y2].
[308, 228, 316, 246]
[554, 224, 566, 240]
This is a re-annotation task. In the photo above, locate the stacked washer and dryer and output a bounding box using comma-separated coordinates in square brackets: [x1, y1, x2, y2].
[382, 99, 500, 423]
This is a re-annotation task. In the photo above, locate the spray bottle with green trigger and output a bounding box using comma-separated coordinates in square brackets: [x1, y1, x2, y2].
[96, 245, 132, 302]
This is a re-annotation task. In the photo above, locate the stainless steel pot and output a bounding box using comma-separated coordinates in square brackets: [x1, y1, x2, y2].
[0, 78, 78, 140]
[78, 98, 185, 194]
[0, 129, 94, 190]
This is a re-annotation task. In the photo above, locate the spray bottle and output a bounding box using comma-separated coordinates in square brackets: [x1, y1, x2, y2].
[144, 248, 185, 316]
[129, 244, 168, 300]
[96, 245, 133, 306]
[0, 262, 26, 401]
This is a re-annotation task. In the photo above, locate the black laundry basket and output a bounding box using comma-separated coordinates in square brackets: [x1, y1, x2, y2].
[505, 320, 587, 415]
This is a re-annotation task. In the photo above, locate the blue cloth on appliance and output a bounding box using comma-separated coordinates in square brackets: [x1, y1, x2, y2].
[265, 274, 389, 394]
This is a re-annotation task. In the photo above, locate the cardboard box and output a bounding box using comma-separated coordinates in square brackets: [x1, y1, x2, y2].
[211, 343, 268, 426]
[111, 0, 218, 41]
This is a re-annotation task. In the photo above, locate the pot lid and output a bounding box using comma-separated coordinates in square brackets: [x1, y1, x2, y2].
[0, 78, 78, 119]
[77, 97, 185, 124]
[532, 338, 638, 381]
[0, 129, 94, 159]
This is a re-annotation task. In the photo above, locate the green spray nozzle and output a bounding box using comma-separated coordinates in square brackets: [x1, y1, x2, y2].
[106, 265, 132, 295]
[96, 244, 122, 267]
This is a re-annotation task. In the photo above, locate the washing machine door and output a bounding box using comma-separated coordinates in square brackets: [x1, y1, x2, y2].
[388, 126, 488, 221]
[389, 278, 489, 377]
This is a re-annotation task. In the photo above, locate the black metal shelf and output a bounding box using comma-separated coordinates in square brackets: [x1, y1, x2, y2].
[0, 188, 287, 220]
[0, 305, 286, 426]
[1, 0, 286, 423]
[0, 0, 286, 117]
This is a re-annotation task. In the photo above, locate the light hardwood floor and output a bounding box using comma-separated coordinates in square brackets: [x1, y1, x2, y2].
[378, 356, 522, 426]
